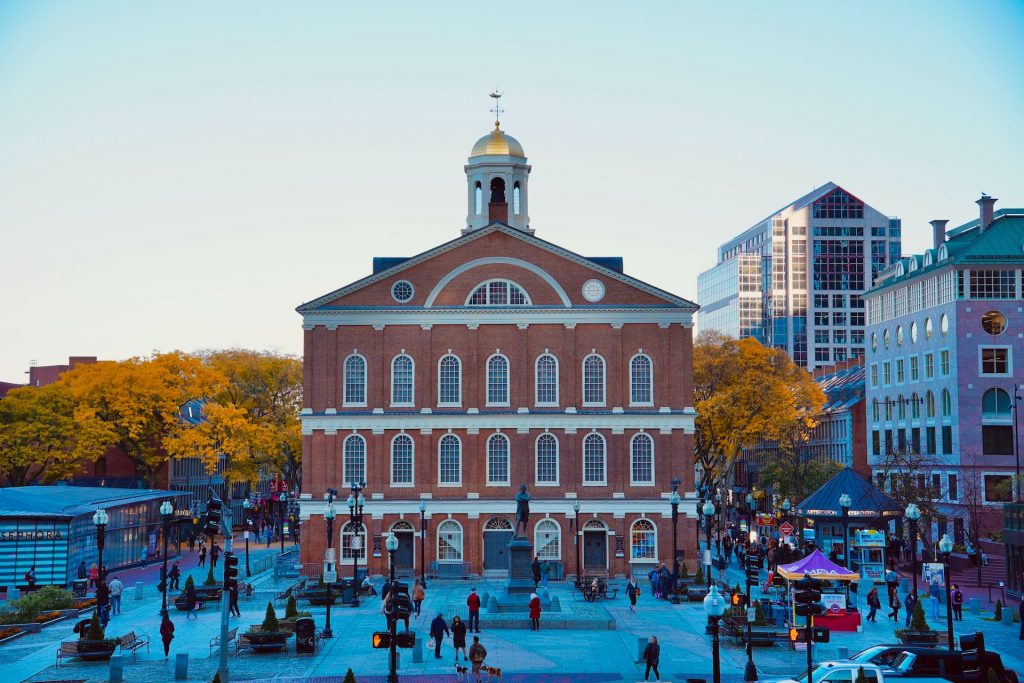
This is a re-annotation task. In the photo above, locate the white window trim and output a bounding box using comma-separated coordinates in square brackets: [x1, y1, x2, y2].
[629, 432, 655, 486]
[629, 518, 658, 562]
[464, 278, 534, 306]
[436, 519, 465, 562]
[978, 345, 1013, 377]
[981, 470, 1016, 506]
[389, 433, 415, 488]
[629, 353, 655, 407]
[343, 353, 368, 408]
[939, 348, 952, 377]
[486, 433, 511, 487]
[582, 353, 607, 407]
[342, 434, 367, 486]
[485, 353, 511, 407]
[437, 353, 463, 407]
[341, 522, 368, 565]
[582, 431, 607, 486]
[534, 433, 560, 487]
[534, 353, 560, 407]
[534, 519, 561, 560]
[390, 353, 415, 407]
[437, 434, 462, 487]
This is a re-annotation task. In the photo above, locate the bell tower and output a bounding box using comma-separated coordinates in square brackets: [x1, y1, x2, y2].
[464, 92, 532, 235]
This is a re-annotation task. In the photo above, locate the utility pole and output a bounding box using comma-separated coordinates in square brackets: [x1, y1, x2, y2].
[218, 506, 234, 682]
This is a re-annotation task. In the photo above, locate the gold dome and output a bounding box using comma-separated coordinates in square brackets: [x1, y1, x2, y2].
[470, 122, 525, 158]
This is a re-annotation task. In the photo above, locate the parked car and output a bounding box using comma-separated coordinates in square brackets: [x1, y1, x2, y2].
[849, 646, 938, 669]
[888, 649, 1018, 683]
[776, 661, 948, 683]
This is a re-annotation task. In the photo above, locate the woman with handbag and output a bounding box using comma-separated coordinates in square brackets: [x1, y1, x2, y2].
[627, 575, 640, 613]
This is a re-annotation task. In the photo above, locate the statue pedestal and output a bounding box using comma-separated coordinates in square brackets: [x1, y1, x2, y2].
[505, 537, 535, 596]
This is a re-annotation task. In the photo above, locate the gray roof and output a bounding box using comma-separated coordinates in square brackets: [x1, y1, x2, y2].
[0, 486, 180, 519]
[795, 466, 901, 519]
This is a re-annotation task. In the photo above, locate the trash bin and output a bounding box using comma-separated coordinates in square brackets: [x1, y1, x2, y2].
[295, 617, 315, 654]
[72, 580, 88, 598]
[341, 585, 355, 605]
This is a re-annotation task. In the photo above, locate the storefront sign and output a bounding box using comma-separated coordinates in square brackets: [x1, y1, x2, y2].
[0, 530, 63, 541]
[854, 530, 885, 547]
[756, 513, 775, 527]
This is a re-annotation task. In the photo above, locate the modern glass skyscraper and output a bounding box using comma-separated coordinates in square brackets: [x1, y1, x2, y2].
[697, 182, 900, 369]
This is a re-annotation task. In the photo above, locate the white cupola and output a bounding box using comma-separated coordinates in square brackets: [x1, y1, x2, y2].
[464, 99, 532, 235]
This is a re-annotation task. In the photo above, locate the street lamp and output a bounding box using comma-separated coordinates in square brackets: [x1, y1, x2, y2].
[703, 498, 716, 584]
[385, 532, 400, 683]
[670, 489, 681, 604]
[906, 503, 922, 597]
[838, 493, 852, 569]
[696, 496, 705, 561]
[279, 492, 288, 554]
[242, 499, 252, 578]
[939, 534, 955, 649]
[159, 500, 173, 617]
[324, 499, 337, 639]
[419, 500, 428, 590]
[780, 498, 791, 547]
[715, 490, 723, 560]
[347, 483, 366, 608]
[572, 499, 581, 580]
[1014, 391, 1022, 504]
[704, 585, 726, 683]
[745, 529, 758, 683]
[92, 508, 108, 609]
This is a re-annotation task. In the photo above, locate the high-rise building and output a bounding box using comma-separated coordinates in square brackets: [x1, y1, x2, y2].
[698, 182, 901, 369]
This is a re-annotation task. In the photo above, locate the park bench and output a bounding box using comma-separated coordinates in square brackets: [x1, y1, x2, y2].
[274, 584, 299, 605]
[56, 642, 81, 668]
[118, 631, 150, 660]
[210, 627, 238, 656]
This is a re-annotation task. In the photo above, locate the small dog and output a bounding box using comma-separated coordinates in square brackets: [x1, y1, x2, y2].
[454, 663, 468, 682]
[479, 664, 503, 682]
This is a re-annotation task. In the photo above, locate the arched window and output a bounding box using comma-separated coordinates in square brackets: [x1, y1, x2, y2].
[343, 435, 366, 485]
[486, 355, 509, 405]
[872, 399, 879, 422]
[489, 177, 505, 204]
[391, 434, 414, 486]
[344, 354, 366, 406]
[630, 519, 657, 560]
[630, 354, 653, 405]
[513, 182, 521, 215]
[583, 433, 606, 485]
[941, 389, 952, 417]
[536, 433, 559, 485]
[535, 519, 560, 560]
[911, 392, 921, 419]
[474, 181, 482, 215]
[926, 391, 936, 418]
[484, 517, 513, 531]
[487, 433, 510, 485]
[437, 520, 463, 562]
[341, 521, 367, 561]
[535, 354, 559, 405]
[631, 433, 654, 485]
[583, 354, 606, 406]
[438, 354, 461, 405]
[438, 434, 461, 485]
[467, 279, 531, 306]
[391, 354, 414, 405]
[884, 397, 893, 421]
[982, 388, 1011, 417]
[896, 394, 906, 421]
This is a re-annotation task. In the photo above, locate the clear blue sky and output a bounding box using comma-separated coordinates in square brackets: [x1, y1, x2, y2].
[1, 1, 1023, 380]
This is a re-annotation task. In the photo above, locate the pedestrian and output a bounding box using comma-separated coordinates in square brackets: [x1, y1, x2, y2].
[951, 584, 963, 621]
[187, 532, 196, 553]
[540, 559, 550, 587]
[528, 592, 542, 631]
[160, 612, 175, 659]
[467, 588, 481, 633]
[23, 566, 37, 590]
[658, 562, 670, 600]
[929, 579, 942, 619]
[469, 635, 487, 682]
[108, 575, 124, 615]
[211, 542, 221, 568]
[648, 566, 659, 598]
[866, 587, 880, 622]
[980, 548, 989, 566]
[429, 612, 449, 659]
[99, 601, 111, 629]
[532, 555, 541, 587]
[627, 574, 640, 613]
[265, 526, 273, 547]
[140, 546, 148, 565]
[452, 615, 467, 661]
[643, 635, 661, 681]
[169, 562, 181, 590]
[904, 591, 917, 627]
[229, 584, 240, 617]
[198, 545, 207, 567]
[888, 592, 901, 621]
[412, 579, 425, 617]
[76, 561, 87, 581]
[184, 579, 198, 620]
[885, 564, 898, 604]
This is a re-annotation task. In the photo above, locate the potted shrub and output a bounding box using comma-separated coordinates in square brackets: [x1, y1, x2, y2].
[278, 596, 312, 633]
[896, 600, 936, 645]
[244, 602, 292, 651]
[76, 612, 118, 659]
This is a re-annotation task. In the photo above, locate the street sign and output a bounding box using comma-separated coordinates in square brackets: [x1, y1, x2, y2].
[323, 570, 337, 583]
[325, 548, 336, 562]
[779, 522, 795, 535]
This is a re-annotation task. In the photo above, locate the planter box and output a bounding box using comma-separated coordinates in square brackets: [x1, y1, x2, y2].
[898, 631, 938, 646]
[76, 639, 118, 661]
[243, 631, 291, 652]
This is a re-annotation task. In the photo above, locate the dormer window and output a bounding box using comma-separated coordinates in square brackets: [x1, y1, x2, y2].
[467, 279, 531, 306]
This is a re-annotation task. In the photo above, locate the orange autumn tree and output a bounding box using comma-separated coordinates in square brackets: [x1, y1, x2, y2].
[693, 331, 825, 493]
[0, 383, 82, 486]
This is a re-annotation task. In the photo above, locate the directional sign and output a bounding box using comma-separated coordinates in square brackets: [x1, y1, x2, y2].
[779, 522, 795, 535]
[323, 571, 338, 583]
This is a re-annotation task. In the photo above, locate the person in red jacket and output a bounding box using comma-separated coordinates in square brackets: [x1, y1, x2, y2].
[528, 592, 542, 631]
[467, 588, 481, 633]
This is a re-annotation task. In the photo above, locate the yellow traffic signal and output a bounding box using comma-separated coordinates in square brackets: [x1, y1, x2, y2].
[732, 593, 740, 606]
[790, 628, 798, 641]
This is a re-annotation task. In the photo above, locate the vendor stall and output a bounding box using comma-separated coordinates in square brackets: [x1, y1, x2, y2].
[777, 550, 861, 632]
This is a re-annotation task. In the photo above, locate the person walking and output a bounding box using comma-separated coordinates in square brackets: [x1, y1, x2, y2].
[929, 579, 942, 619]
[429, 612, 449, 659]
[528, 592, 542, 631]
[187, 532, 196, 553]
[184, 579, 198, 620]
[451, 615, 468, 662]
[229, 584, 240, 617]
[160, 612, 175, 659]
[108, 575, 124, 615]
[24, 566, 37, 590]
[211, 542, 221, 568]
[76, 561, 87, 581]
[412, 579, 425, 617]
[904, 591, 917, 627]
[467, 588, 481, 633]
[885, 564, 898, 605]
[469, 636, 487, 682]
[627, 574, 640, 613]
[866, 587, 880, 622]
[643, 635, 661, 681]
[198, 544, 207, 567]
[888, 592, 901, 621]
[169, 562, 181, 590]
[951, 584, 963, 621]
[531, 555, 541, 587]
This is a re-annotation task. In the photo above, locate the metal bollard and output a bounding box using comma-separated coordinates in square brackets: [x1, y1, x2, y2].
[838, 646, 849, 660]
[7, 587, 19, 601]
[109, 655, 124, 683]
[481, 591, 489, 605]
[968, 597, 981, 614]
[134, 582, 144, 600]
[174, 653, 188, 680]
[412, 630, 423, 663]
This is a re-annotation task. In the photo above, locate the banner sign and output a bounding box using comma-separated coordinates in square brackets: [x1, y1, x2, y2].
[854, 530, 886, 547]
[756, 513, 775, 527]
[922, 562, 945, 586]
[861, 563, 885, 582]
[821, 592, 846, 614]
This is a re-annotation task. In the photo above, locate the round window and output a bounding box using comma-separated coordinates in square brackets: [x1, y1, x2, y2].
[582, 279, 605, 303]
[910, 321, 918, 343]
[391, 280, 414, 303]
[871, 333, 878, 351]
[982, 310, 1007, 335]
[896, 325, 904, 347]
[925, 317, 934, 339]
[883, 329, 890, 349]
[940, 313, 949, 336]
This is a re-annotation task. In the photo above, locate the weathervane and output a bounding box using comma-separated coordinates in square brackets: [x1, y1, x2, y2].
[489, 89, 504, 126]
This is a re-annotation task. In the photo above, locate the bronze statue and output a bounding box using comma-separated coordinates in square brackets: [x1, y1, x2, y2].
[515, 484, 531, 537]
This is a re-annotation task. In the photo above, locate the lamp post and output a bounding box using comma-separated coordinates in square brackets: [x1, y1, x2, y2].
[670, 489, 681, 604]
[242, 499, 252, 578]
[386, 532, 400, 683]
[1014, 391, 1022, 504]
[572, 499, 581, 580]
[419, 500, 428, 589]
[745, 528, 758, 683]
[906, 503, 922, 597]
[92, 508, 108, 609]
[696, 496, 705, 561]
[715, 490, 723, 560]
[159, 500, 173, 617]
[704, 584, 726, 683]
[838, 493, 852, 568]
[939, 534, 955, 649]
[703, 498, 716, 584]
[780, 498, 791, 547]
[347, 483, 366, 608]
[324, 499, 336, 639]
[279, 492, 287, 554]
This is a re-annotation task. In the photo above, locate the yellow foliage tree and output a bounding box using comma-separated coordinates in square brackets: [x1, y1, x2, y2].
[693, 331, 825, 492]
[0, 383, 83, 486]
[163, 401, 272, 485]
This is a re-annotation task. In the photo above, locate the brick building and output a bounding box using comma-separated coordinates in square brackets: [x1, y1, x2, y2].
[296, 117, 700, 579]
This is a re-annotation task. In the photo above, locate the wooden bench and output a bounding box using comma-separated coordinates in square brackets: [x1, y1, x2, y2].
[56, 642, 80, 668]
[235, 634, 253, 657]
[210, 627, 238, 656]
[118, 631, 150, 660]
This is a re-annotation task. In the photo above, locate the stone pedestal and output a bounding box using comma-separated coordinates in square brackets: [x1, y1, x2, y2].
[491, 536, 560, 613]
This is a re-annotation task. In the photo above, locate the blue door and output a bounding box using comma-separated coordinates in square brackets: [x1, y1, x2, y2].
[484, 531, 514, 570]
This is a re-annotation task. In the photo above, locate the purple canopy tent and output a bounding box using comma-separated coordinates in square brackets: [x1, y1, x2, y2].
[777, 549, 859, 581]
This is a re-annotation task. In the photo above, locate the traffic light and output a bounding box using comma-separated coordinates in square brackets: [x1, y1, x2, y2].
[204, 495, 223, 536]
[224, 552, 239, 590]
[812, 626, 830, 643]
[732, 592, 743, 607]
[793, 577, 824, 617]
[372, 632, 391, 648]
[960, 632, 984, 652]
[395, 632, 416, 648]
[745, 553, 760, 586]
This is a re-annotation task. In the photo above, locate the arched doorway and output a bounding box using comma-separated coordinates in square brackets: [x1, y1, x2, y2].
[391, 520, 416, 574]
[583, 520, 608, 573]
[483, 517, 514, 574]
